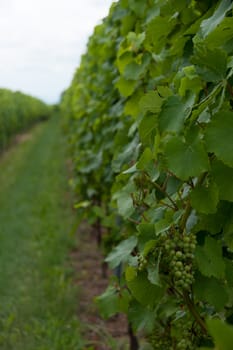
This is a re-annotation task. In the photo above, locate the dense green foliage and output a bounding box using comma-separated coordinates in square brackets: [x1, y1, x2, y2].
[0, 88, 49, 150]
[0, 116, 83, 350]
[61, 0, 233, 348]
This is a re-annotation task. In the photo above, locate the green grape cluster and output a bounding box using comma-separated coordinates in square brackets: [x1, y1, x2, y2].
[137, 254, 148, 271]
[163, 230, 196, 291]
[176, 338, 193, 350]
[172, 318, 196, 350]
[148, 317, 197, 350]
[148, 333, 172, 350]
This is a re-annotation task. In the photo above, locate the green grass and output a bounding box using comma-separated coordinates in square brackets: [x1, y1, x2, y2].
[0, 116, 83, 349]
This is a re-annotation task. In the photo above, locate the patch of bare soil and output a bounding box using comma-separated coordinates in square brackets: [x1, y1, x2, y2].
[14, 132, 33, 144]
[71, 222, 129, 350]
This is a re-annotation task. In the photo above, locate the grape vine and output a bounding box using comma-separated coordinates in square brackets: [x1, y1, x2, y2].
[61, 0, 233, 348]
[0, 88, 49, 150]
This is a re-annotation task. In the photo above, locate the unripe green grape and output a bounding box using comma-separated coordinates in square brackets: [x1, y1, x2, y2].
[137, 254, 148, 271]
[185, 264, 191, 272]
[182, 282, 190, 290]
[176, 251, 183, 259]
[185, 272, 193, 280]
[175, 270, 182, 278]
[184, 236, 191, 243]
[189, 243, 196, 250]
[170, 249, 176, 256]
[175, 261, 183, 268]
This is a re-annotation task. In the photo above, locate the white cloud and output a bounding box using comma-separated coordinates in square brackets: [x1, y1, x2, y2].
[0, 0, 113, 103]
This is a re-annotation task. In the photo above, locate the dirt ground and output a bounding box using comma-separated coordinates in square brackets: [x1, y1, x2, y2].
[71, 222, 129, 350]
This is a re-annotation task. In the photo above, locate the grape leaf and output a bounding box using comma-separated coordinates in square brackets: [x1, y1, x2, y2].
[190, 181, 219, 214]
[225, 259, 233, 287]
[137, 223, 156, 245]
[127, 31, 146, 50]
[139, 91, 163, 114]
[199, 0, 232, 38]
[205, 111, 233, 167]
[127, 271, 164, 307]
[95, 285, 119, 318]
[124, 90, 143, 118]
[164, 136, 209, 180]
[120, 15, 135, 36]
[137, 147, 159, 181]
[96, 285, 131, 318]
[212, 160, 233, 202]
[145, 15, 177, 52]
[128, 301, 156, 333]
[223, 208, 233, 250]
[192, 45, 227, 81]
[206, 318, 233, 350]
[115, 76, 137, 97]
[147, 253, 161, 286]
[138, 114, 157, 145]
[158, 96, 188, 134]
[194, 273, 228, 311]
[124, 54, 150, 80]
[204, 17, 233, 49]
[125, 266, 137, 282]
[195, 236, 225, 279]
[128, 0, 147, 16]
[194, 202, 231, 235]
[113, 182, 135, 218]
[105, 236, 138, 269]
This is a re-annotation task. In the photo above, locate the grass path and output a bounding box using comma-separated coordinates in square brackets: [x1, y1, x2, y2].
[0, 116, 83, 350]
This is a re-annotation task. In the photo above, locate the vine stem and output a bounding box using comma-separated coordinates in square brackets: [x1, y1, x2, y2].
[183, 291, 208, 335]
[128, 217, 140, 225]
[150, 180, 179, 211]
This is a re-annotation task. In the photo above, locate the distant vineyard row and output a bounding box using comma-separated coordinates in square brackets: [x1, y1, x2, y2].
[61, 1, 233, 349]
[0, 88, 49, 150]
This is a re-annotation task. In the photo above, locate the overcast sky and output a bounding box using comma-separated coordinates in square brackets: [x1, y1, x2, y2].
[0, 0, 113, 103]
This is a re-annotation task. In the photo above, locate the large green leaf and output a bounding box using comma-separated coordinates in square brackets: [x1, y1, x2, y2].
[124, 90, 143, 118]
[127, 271, 164, 307]
[164, 135, 209, 180]
[205, 111, 233, 167]
[113, 181, 136, 218]
[192, 45, 227, 81]
[204, 17, 233, 50]
[128, 301, 156, 333]
[95, 285, 119, 318]
[199, 0, 232, 38]
[195, 236, 225, 279]
[138, 114, 157, 145]
[145, 15, 177, 52]
[190, 181, 219, 214]
[137, 223, 156, 245]
[124, 53, 150, 80]
[194, 274, 228, 311]
[206, 318, 233, 350]
[212, 160, 233, 202]
[115, 76, 138, 97]
[128, 0, 147, 16]
[105, 236, 138, 269]
[158, 96, 188, 134]
[137, 147, 159, 181]
[139, 91, 163, 114]
[223, 208, 233, 250]
[127, 31, 146, 51]
[194, 202, 231, 235]
[147, 253, 161, 286]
